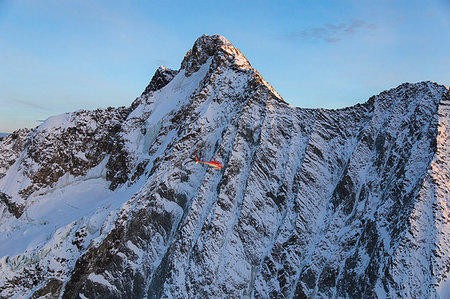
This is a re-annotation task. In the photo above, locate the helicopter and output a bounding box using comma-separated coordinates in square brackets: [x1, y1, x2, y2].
[195, 156, 224, 169]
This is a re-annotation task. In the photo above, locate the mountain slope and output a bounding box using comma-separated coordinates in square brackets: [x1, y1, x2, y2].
[0, 35, 449, 298]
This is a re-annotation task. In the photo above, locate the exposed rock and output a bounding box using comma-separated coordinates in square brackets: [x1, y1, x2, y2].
[0, 192, 24, 218]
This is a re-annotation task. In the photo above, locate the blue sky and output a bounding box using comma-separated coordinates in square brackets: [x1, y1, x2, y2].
[0, 0, 449, 132]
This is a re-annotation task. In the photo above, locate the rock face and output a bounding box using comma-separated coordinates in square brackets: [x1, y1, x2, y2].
[0, 34, 449, 298]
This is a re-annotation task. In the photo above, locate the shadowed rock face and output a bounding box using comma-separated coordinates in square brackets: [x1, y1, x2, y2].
[1, 35, 449, 299]
[141, 66, 179, 97]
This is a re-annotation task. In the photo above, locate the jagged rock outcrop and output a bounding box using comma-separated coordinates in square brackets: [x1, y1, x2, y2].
[141, 66, 179, 97]
[0, 34, 449, 298]
[0, 128, 32, 180]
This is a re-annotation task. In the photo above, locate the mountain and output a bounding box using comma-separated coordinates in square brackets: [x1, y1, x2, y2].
[0, 34, 449, 298]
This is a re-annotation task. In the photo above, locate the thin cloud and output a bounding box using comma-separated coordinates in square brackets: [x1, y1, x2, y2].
[9, 98, 53, 111]
[286, 19, 376, 43]
[154, 59, 169, 67]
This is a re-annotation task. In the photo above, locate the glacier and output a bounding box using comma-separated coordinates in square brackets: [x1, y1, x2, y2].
[0, 34, 449, 298]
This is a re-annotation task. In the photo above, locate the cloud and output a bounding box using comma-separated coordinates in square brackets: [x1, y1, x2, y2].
[286, 19, 376, 43]
[8, 98, 53, 111]
[154, 59, 169, 66]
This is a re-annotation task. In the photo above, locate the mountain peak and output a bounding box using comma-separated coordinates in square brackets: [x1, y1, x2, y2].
[180, 34, 251, 76]
[141, 66, 178, 96]
[2, 35, 450, 299]
[193, 34, 233, 51]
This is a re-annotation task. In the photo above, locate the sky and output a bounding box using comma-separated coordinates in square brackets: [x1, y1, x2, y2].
[0, 0, 449, 132]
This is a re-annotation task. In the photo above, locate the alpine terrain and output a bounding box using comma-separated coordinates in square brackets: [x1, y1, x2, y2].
[0, 34, 449, 298]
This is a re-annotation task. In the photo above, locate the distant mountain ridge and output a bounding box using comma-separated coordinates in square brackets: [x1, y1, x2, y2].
[0, 34, 449, 298]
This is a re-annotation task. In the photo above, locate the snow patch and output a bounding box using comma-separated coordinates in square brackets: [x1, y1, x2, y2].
[438, 273, 450, 298]
[88, 273, 118, 292]
[36, 113, 72, 133]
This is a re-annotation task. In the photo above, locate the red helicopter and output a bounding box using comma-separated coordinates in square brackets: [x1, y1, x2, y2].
[195, 156, 224, 169]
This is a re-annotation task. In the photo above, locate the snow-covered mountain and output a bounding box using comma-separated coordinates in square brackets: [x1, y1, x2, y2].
[0, 34, 449, 298]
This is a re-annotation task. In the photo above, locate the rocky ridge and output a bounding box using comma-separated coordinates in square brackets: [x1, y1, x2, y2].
[0, 34, 449, 298]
